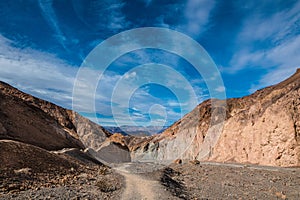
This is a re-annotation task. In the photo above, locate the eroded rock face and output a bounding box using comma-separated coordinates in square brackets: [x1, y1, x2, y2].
[69, 112, 111, 150]
[210, 74, 300, 166]
[0, 83, 84, 151]
[0, 82, 129, 163]
[128, 69, 300, 167]
[0, 82, 106, 150]
[94, 141, 131, 163]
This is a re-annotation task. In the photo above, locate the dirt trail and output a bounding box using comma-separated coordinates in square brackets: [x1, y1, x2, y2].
[119, 171, 157, 200]
[113, 162, 177, 200]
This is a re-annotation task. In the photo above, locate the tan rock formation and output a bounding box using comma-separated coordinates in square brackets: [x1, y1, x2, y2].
[128, 69, 300, 167]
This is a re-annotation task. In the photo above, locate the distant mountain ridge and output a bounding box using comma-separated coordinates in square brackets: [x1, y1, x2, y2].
[104, 125, 168, 136]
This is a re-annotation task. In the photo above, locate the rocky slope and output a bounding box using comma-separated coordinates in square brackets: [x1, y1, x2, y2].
[121, 69, 300, 167]
[0, 81, 126, 196]
[0, 81, 134, 169]
[0, 81, 132, 161]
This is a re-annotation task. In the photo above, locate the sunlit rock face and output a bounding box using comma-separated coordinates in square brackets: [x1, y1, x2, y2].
[210, 70, 300, 167]
[127, 69, 300, 167]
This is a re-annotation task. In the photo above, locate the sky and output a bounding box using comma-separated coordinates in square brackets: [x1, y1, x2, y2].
[0, 0, 299, 127]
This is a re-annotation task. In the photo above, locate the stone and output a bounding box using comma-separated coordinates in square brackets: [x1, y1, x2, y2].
[189, 160, 200, 165]
[174, 159, 182, 164]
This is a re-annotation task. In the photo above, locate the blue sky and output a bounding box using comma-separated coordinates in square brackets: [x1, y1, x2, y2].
[0, 0, 299, 127]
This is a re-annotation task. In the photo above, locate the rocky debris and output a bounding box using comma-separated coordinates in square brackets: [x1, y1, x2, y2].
[164, 162, 300, 199]
[0, 122, 6, 134]
[13, 168, 32, 175]
[160, 167, 189, 199]
[189, 160, 200, 165]
[122, 69, 300, 167]
[173, 159, 182, 164]
[0, 81, 127, 198]
[0, 140, 124, 199]
[0, 165, 123, 199]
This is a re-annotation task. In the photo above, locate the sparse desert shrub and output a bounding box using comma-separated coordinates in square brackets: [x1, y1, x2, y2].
[96, 179, 117, 193]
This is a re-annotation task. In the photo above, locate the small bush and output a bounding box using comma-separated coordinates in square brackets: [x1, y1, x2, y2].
[96, 179, 117, 193]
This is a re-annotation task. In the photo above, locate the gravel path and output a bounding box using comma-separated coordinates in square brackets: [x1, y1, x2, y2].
[113, 162, 179, 200]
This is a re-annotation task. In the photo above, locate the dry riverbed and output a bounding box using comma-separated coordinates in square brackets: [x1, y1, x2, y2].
[1, 161, 299, 199]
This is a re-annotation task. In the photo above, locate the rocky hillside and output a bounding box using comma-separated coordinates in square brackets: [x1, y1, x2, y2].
[0, 81, 131, 166]
[123, 69, 300, 167]
[0, 82, 128, 197]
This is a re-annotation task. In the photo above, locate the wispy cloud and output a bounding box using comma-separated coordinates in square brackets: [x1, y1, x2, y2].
[228, 1, 300, 91]
[38, 0, 67, 51]
[0, 33, 206, 126]
[184, 0, 215, 35]
[150, 0, 215, 37]
[230, 1, 300, 70]
[0, 34, 76, 107]
[77, 0, 130, 32]
[249, 35, 300, 92]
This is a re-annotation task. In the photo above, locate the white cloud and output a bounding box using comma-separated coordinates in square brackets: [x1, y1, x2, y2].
[152, 0, 215, 37]
[229, 1, 300, 73]
[215, 86, 225, 93]
[230, 36, 300, 92]
[124, 71, 136, 79]
[183, 0, 216, 36]
[227, 2, 300, 92]
[249, 66, 298, 93]
[89, 0, 129, 32]
[238, 1, 300, 45]
[0, 34, 76, 107]
[38, 0, 67, 50]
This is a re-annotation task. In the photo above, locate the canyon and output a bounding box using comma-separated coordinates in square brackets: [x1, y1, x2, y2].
[0, 69, 300, 199]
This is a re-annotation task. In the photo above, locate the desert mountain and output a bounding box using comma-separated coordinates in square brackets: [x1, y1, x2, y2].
[0, 82, 126, 197]
[104, 125, 167, 136]
[0, 81, 112, 150]
[113, 69, 300, 167]
[0, 81, 131, 169]
[1, 69, 299, 168]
